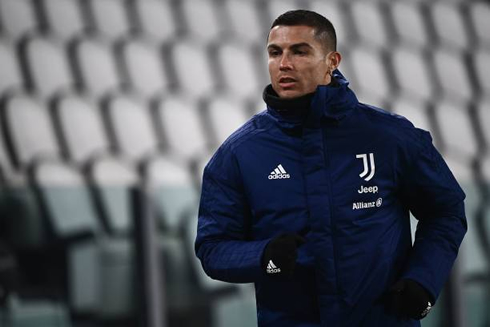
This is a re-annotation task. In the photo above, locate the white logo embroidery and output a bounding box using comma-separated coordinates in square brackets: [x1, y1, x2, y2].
[268, 164, 290, 180]
[352, 198, 383, 210]
[266, 260, 281, 274]
[356, 153, 375, 181]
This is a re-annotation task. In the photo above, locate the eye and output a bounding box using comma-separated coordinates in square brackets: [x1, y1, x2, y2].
[268, 50, 281, 57]
[293, 49, 307, 56]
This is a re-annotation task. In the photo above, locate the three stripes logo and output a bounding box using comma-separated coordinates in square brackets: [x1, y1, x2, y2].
[356, 153, 375, 181]
[266, 260, 281, 274]
[268, 164, 290, 180]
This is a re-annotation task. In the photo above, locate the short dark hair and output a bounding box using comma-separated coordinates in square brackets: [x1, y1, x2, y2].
[269, 10, 337, 52]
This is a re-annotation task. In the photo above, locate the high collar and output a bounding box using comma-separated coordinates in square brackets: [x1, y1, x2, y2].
[264, 69, 358, 129]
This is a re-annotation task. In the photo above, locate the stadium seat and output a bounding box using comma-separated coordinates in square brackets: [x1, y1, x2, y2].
[434, 99, 478, 161]
[156, 94, 208, 161]
[144, 155, 196, 233]
[206, 95, 250, 147]
[171, 40, 215, 98]
[120, 38, 168, 99]
[216, 42, 261, 100]
[21, 35, 73, 99]
[133, 0, 177, 43]
[430, 2, 469, 50]
[391, 46, 435, 101]
[473, 49, 490, 95]
[349, 2, 389, 49]
[72, 37, 122, 98]
[32, 159, 101, 238]
[1, 93, 60, 169]
[180, 0, 221, 43]
[52, 93, 109, 164]
[476, 98, 490, 148]
[0, 38, 23, 96]
[224, 0, 263, 45]
[389, 1, 428, 48]
[267, 0, 304, 25]
[482, 153, 490, 186]
[468, 2, 490, 47]
[88, 156, 137, 236]
[0, 0, 38, 39]
[390, 96, 433, 133]
[350, 46, 391, 106]
[40, 0, 86, 40]
[86, 0, 131, 40]
[309, 1, 350, 49]
[104, 93, 159, 162]
[432, 49, 472, 102]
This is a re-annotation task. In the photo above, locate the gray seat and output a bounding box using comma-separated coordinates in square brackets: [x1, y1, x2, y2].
[1, 93, 60, 170]
[0, 0, 38, 39]
[430, 2, 469, 50]
[86, 0, 131, 40]
[72, 37, 122, 98]
[350, 1, 389, 49]
[52, 93, 110, 164]
[133, 0, 177, 44]
[0, 38, 23, 96]
[105, 93, 159, 162]
[389, 2, 429, 48]
[22, 35, 73, 99]
[120, 39, 168, 99]
[40, 0, 86, 41]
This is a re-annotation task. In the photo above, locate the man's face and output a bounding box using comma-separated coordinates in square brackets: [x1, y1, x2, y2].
[267, 25, 333, 99]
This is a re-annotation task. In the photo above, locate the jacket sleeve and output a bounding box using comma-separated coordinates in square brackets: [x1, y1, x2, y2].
[195, 146, 269, 283]
[399, 128, 467, 302]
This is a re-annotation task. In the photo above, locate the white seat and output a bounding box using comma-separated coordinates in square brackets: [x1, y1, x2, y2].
[473, 49, 490, 95]
[267, 0, 303, 24]
[469, 2, 490, 47]
[0, 38, 23, 95]
[2, 94, 59, 169]
[33, 159, 102, 237]
[432, 49, 472, 102]
[89, 156, 138, 234]
[217, 43, 260, 100]
[430, 2, 469, 50]
[0, 0, 37, 39]
[391, 46, 435, 101]
[171, 40, 214, 98]
[207, 95, 250, 146]
[350, 46, 391, 104]
[224, 0, 263, 45]
[434, 99, 477, 161]
[53, 93, 109, 164]
[120, 38, 168, 99]
[105, 94, 159, 161]
[309, 1, 350, 49]
[23, 36, 73, 99]
[87, 0, 131, 40]
[134, 0, 176, 43]
[350, 2, 389, 48]
[72, 37, 121, 97]
[157, 94, 208, 161]
[390, 96, 432, 134]
[389, 2, 428, 48]
[181, 0, 221, 42]
[41, 0, 85, 40]
[476, 98, 490, 147]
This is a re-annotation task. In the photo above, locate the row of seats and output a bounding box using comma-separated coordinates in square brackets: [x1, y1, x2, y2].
[1, 0, 489, 47]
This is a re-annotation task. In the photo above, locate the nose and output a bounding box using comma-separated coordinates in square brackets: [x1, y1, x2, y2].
[279, 53, 293, 71]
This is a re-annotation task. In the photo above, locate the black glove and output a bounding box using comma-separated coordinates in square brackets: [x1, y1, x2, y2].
[261, 233, 305, 278]
[386, 279, 434, 320]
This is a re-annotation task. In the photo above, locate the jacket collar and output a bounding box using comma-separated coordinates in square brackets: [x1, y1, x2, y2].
[264, 69, 358, 129]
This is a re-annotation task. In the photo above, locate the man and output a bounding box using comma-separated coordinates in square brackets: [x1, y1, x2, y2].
[195, 10, 467, 327]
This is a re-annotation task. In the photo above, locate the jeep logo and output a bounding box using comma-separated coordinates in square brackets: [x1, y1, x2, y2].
[357, 185, 379, 194]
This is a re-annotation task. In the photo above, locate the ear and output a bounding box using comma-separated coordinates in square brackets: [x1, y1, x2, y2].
[327, 51, 342, 74]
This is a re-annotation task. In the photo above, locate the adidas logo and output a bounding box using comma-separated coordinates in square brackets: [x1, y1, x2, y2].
[268, 164, 290, 180]
[266, 260, 281, 274]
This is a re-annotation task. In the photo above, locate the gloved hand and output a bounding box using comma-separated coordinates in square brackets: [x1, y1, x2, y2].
[261, 233, 305, 278]
[386, 279, 434, 320]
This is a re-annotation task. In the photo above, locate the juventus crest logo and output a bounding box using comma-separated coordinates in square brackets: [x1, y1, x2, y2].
[356, 153, 375, 181]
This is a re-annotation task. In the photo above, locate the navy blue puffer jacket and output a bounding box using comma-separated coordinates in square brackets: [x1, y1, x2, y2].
[195, 70, 467, 327]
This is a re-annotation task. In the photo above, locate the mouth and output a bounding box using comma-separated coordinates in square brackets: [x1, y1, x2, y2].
[278, 77, 297, 88]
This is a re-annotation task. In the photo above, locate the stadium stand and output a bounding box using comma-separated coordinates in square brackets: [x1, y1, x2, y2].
[0, 0, 488, 326]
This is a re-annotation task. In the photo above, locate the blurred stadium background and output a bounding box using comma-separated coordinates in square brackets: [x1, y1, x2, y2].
[0, 0, 488, 326]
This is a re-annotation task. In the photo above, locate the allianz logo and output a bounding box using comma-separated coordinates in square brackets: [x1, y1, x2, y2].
[357, 185, 379, 194]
